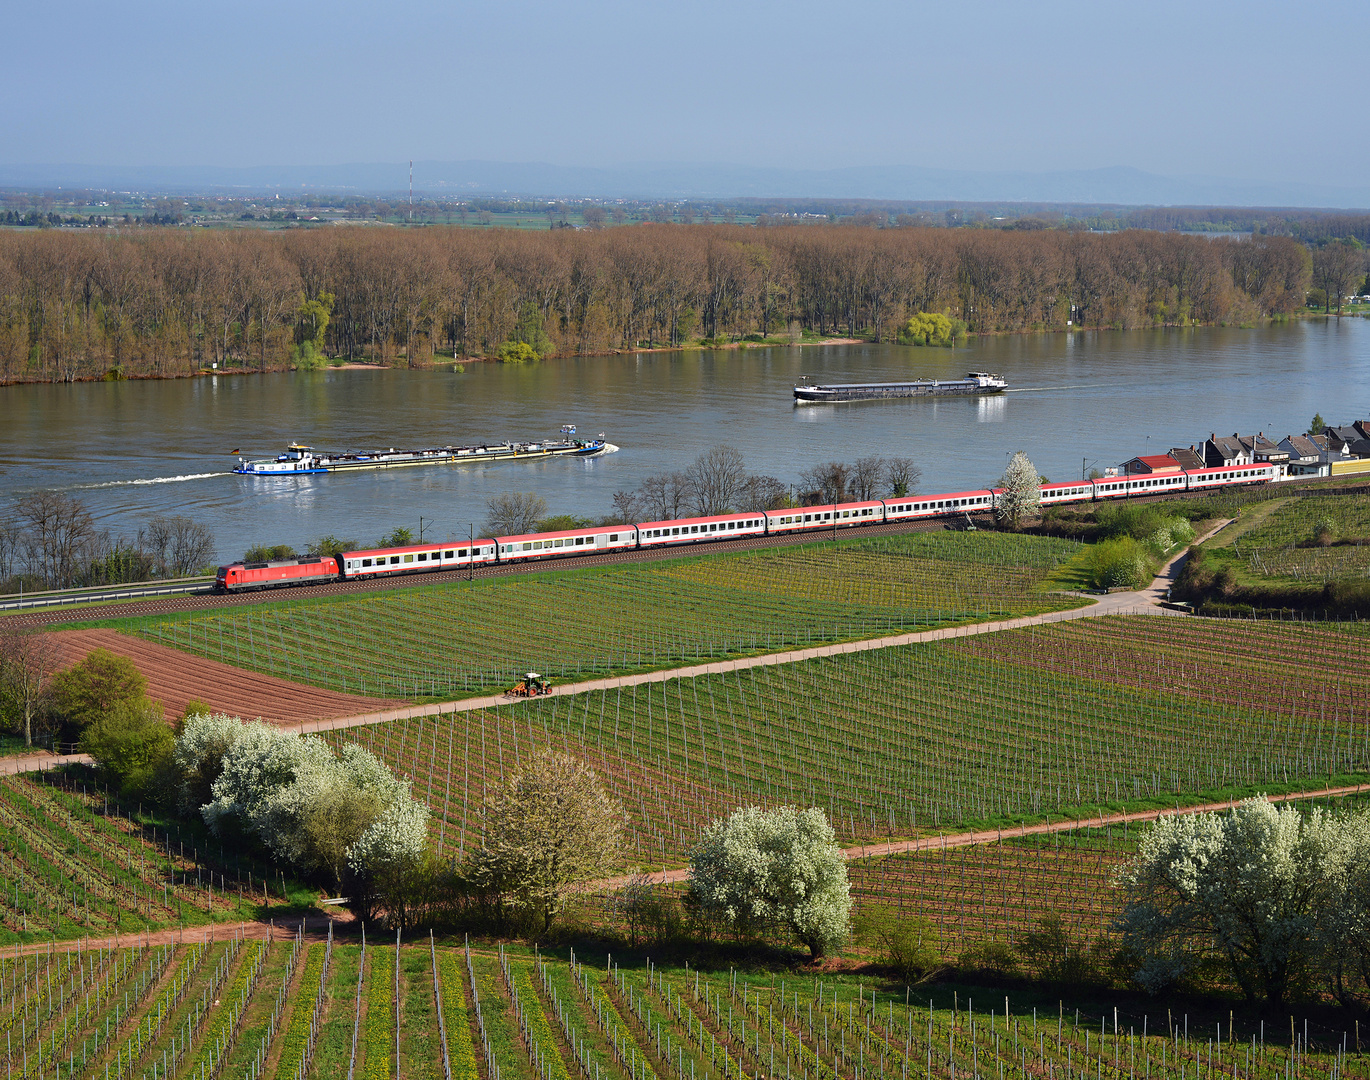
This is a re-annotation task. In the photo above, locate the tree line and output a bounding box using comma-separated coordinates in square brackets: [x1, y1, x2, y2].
[0, 224, 1319, 382]
[0, 492, 216, 592]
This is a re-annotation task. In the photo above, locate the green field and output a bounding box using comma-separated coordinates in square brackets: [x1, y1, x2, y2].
[317, 615, 1370, 865]
[1213, 493, 1370, 583]
[119, 531, 1085, 700]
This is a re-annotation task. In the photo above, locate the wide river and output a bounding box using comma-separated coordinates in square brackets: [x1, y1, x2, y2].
[3, 320, 1368, 561]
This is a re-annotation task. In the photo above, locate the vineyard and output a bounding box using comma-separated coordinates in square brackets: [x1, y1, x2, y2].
[0, 773, 302, 943]
[0, 934, 1360, 1080]
[1218, 495, 1370, 583]
[319, 617, 1370, 866]
[121, 532, 1084, 700]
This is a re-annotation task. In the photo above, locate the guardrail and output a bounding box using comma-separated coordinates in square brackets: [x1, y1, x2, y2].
[0, 576, 215, 612]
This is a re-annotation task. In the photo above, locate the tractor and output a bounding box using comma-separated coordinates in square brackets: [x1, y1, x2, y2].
[507, 672, 552, 698]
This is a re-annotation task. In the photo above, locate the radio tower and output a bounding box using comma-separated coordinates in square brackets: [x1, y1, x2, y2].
[409, 160, 413, 222]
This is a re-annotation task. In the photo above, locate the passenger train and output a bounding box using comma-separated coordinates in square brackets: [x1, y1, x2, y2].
[213, 461, 1278, 592]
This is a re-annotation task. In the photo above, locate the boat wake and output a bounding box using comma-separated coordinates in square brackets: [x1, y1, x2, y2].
[596, 443, 621, 455]
[68, 472, 231, 490]
[1003, 384, 1100, 393]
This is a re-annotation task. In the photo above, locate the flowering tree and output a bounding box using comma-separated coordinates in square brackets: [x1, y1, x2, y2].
[180, 715, 426, 898]
[996, 451, 1041, 529]
[688, 805, 851, 958]
[468, 750, 622, 932]
[1113, 797, 1359, 1005]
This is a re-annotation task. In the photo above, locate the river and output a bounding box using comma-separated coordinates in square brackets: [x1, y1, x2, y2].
[2, 319, 1368, 562]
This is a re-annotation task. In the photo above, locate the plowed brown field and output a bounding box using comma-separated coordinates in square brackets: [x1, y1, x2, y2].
[48, 629, 403, 724]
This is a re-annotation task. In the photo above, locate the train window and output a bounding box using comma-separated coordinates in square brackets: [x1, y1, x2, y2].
[522, 542, 532, 551]
[444, 550, 454, 558]
[610, 533, 619, 542]
[404, 554, 414, 563]
[389, 556, 400, 564]
[418, 553, 427, 561]
[457, 549, 467, 558]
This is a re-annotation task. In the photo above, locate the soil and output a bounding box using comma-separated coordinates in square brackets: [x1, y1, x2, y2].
[47, 628, 404, 724]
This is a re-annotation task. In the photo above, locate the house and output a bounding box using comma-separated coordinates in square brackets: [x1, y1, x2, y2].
[1245, 433, 1289, 466]
[1355, 421, 1370, 441]
[1122, 454, 1183, 475]
[1278, 434, 1330, 478]
[1323, 425, 1362, 453]
[1167, 447, 1207, 471]
[1203, 433, 1254, 468]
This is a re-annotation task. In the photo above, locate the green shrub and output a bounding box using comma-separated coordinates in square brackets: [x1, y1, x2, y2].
[876, 915, 943, 983]
[79, 697, 173, 798]
[898, 311, 965, 347]
[1089, 537, 1153, 589]
[49, 647, 147, 733]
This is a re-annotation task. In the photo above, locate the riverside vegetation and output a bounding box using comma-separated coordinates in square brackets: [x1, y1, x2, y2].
[0, 225, 1318, 381]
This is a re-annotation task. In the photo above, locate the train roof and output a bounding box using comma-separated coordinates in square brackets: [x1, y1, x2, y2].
[496, 524, 628, 545]
[637, 511, 761, 530]
[343, 540, 494, 558]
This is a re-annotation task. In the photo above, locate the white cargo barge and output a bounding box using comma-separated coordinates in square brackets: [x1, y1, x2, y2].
[794, 371, 1006, 403]
[234, 431, 615, 476]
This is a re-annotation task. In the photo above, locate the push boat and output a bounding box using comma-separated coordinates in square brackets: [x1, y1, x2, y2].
[793, 371, 1006, 403]
[234, 428, 615, 476]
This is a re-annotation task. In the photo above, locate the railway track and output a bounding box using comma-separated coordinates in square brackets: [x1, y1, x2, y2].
[6, 472, 1359, 631]
[1, 514, 971, 629]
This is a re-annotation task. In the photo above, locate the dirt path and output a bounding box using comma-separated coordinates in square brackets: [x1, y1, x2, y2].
[284, 519, 1237, 737]
[11, 780, 1363, 957]
[595, 780, 1368, 889]
[7, 519, 1237, 767]
[46, 628, 405, 724]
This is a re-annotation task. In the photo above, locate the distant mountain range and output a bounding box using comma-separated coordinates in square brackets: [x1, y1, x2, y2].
[2, 160, 1367, 209]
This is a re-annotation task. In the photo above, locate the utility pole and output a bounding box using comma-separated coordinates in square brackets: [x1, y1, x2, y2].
[418, 517, 433, 542]
[409, 160, 413, 223]
[469, 524, 475, 582]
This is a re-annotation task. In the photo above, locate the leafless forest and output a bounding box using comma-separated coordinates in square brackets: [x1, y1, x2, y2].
[0, 224, 1316, 382]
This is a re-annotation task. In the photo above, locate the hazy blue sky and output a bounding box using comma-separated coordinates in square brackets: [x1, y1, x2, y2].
[6, 0, 1366, 187]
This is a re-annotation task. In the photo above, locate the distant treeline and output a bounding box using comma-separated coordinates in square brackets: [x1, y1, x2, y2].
[0, 225, 1316, 382]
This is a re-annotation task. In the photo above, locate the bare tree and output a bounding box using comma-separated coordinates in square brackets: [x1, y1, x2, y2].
[483, 492, 548, 536]
[885, 457, 922, 497]
[146, 514, 217, 577]
[683, 445, 749, 515]
[636, 473, 692, 521]
[738, 474, 790, 512]
[14, 492, 97, 588]
[608, 490, 641, 525]
[0, 626, 61, 747]
[799, 461, 850, 505]
[1311, 238, 1367, 316]
[0, 514, 20, 585]
[850, 456, 887, 500]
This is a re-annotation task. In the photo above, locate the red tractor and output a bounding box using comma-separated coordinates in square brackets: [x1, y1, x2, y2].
[506, 672, 552, 698]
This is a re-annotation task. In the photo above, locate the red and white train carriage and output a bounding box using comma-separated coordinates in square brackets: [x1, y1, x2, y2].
[213, 459, 1278, 591]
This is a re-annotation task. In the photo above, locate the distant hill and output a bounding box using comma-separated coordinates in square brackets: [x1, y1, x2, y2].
[2, 160, 1367, 209]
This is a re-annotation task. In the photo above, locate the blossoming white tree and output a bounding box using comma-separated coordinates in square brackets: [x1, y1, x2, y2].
[688, 805, 851, 958]
[1113, 796, 1360, 1005]
[996, 451, 1042, 529]
[178, 713, 426, 894]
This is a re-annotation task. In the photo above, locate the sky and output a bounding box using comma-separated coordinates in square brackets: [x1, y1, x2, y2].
[5, 0, 1367, 192]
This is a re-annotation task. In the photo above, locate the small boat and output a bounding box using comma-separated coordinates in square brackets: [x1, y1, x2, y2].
[794, 371, 1006, 403]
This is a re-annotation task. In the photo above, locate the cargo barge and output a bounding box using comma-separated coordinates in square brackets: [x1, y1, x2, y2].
[234, 430, 615, 476]
[793, 371, 1006, 403]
